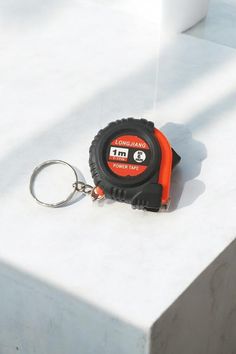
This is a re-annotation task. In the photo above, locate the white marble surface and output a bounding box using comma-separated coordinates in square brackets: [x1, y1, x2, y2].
[0, 0, 236, 353]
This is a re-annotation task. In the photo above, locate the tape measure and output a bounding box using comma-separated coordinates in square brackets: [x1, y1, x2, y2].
[30, 118, 180, 212]
[89, 118, 181, 212]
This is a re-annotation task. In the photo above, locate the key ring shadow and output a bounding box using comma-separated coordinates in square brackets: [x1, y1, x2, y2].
[160, 123, 207, 212]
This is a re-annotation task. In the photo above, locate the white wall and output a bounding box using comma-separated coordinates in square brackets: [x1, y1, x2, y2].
[93, 0, 210, 33]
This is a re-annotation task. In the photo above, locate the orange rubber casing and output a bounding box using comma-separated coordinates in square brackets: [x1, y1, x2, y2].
[154, 128, 173, 206]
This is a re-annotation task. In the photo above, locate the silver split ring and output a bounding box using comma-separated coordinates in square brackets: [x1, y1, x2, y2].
[29, 160, 79, 208]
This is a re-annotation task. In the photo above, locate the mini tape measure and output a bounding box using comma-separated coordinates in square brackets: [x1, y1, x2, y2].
[30, 118, 181, 212]
[89, 118, 180, 211]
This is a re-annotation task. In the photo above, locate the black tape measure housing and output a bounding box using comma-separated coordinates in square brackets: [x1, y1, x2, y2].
[89, 118, 180, 211]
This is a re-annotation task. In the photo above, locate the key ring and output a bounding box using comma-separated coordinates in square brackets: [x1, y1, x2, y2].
[30, 160, 79, 207]
[30, 159, 104, 208]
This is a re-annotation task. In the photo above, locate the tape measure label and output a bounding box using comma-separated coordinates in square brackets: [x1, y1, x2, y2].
[107, 135, 151, 177]
[109, 147, 129, 162]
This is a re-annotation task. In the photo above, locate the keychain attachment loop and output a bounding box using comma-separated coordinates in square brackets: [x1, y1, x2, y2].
[73, 181, 93, 195]
[30, 160, 80, 208]
[30, 160, 105, 207]
[73, 182, 104, 201]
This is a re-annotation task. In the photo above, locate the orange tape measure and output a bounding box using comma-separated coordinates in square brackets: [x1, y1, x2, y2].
[89, 118, 181, 211]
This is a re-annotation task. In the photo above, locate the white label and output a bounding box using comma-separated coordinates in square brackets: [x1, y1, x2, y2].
[110, 147, 129, 158]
